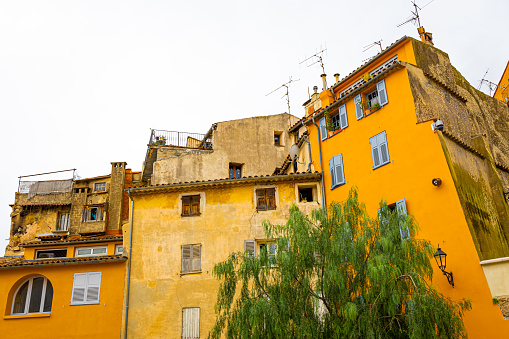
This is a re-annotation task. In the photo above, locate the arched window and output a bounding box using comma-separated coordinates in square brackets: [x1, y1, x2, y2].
[12, 276, 53, 315]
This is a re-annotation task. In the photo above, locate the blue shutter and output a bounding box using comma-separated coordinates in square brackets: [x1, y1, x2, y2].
[334, 155, 345, 186]
[370, 135, 381, 168]
[329, 157, 336, 188]
[378, 131, 390, 165]
[354, 94, 364, 120]
[396, 198, 410, 240]
[319, 117, 327, 141]
[339, 104, 348, 129]
[377, 80, 388, 106]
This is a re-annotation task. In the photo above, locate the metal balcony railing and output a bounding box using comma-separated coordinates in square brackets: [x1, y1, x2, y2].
[148, 129, 212, 149]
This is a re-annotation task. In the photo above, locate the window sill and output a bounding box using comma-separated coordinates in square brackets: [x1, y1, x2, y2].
[180, 271, 202, 276]
[331, 182, 346, 190]
[181, 214, 201, 217]
[372, 161, 391, 170]
[70, 302, 100, 306]
[4, 313, 51, 320]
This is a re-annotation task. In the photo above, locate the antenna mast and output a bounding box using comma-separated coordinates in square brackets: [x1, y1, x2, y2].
[397, 0, 436, 45]
[266, 76, 300, 114]
[363, 40, 383, 53]
[299, 47, 328, 75]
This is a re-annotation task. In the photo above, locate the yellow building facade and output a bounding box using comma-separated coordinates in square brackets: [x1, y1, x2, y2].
[295, 36, 509, 337]
[494, 60, 509, 103]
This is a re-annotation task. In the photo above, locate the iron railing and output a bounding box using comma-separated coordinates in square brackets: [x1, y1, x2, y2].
[149, 129, 212, 149]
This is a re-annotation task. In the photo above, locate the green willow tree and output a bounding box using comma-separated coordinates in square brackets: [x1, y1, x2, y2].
[209, 188, 471, 338]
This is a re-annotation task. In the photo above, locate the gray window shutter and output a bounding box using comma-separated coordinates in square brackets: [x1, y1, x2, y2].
[86, 272, 102, 303]
[339, 104, 348, 129]
[97, 207, 103, 222]
[182, 245, 192, 273]
[319, 117, 327, 140]
[396, 199, 410, 240]
[354, 94, 364, 120]
[377, 79, 388, 106]
[192, 245, 201, 272]
[244, 240, 255, 257]
[379, 131, 390, 165]
[71, 273, 86, 303]
[370, 135, 381, 168]
[334, 155, 344, 186]
[329, 157, 336, 188]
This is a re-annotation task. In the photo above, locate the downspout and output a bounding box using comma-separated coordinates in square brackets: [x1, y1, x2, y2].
[311, 115, 327, 215]
[123, 189, 134, 339]
[300, 120, 313, 173]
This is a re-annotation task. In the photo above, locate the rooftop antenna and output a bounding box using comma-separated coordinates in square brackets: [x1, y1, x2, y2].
[397, 0, 436, 45]
[478, 69, 489, 90]
[363, 40, 383, 53]
[266, 76, 300, 114]
[299, 46, 328, 75]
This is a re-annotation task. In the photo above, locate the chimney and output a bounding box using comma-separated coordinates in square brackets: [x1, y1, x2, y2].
[334, 73, 340, 84]
[418, 26, 434, 46]
[321, 74, 327, 90]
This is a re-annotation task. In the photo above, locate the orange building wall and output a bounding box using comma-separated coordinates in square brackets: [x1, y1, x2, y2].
[23, 242, 123, 260]
[0, 261, 125, 339]
[307, 39, 509, 337]
[494, 61, 509, 103]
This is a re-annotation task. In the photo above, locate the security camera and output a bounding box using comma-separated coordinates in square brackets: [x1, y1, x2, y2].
[431, 119, 444, 132]
[432, 178, 442, 187]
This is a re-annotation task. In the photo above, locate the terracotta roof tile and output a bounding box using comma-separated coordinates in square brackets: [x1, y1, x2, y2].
[0, 255, 126, 269]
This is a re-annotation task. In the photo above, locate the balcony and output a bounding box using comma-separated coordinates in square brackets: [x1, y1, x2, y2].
[149, 129, 212, 149]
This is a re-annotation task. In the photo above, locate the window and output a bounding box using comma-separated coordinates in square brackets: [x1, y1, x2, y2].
[182, 195, 200, 217]
[378, 199, 410, 240]
[94, 182, 106, 192]
[181, 244, 201, 274]
[330, 104, 348, 131]
[244, 240, 276, 259]
[36, 248, 67, 259]
[182, 308, 200, 339]
[115, 244, 123, 254]
[329, 154, 345, 188]
[370, 131, 390, 169]
[355, 79, 388, 120]
[366, 89, 379, 108]
[298, 187, 314, 202]
[229, 163, 242, 179]
[256, 188, 276, 211]
[56, 212, 70, 231]
[82, 206, 104, 222]
[319, 117, 327, 141]
[75, 246, 108, 257]
[274, 132, 282, 146]
[71, 272, 102, 305]
[12, 276, 53, 314]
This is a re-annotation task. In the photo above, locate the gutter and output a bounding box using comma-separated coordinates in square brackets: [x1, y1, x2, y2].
[311, 115, 327, 216]
[124, 189, 135, 339]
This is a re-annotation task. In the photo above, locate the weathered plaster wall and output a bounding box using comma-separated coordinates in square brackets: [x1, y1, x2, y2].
[152, 114, 299, 185]
[125, 178, 321, 338]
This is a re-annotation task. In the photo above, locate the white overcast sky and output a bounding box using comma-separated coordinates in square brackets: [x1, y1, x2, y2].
[0, 0, 507, 254]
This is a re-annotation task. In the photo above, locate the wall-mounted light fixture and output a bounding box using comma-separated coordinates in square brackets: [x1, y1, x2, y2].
[434, 245, 454, 287]
[432, 178, 442, 187]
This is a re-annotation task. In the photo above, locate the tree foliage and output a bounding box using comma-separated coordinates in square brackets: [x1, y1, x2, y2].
[209, 188, 471, 338]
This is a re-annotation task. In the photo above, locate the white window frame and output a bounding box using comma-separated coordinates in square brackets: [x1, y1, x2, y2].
[11, 276, 53, 315]
[370, 131, 390, 169]
[70, 272, 102, 305]
[94, 182, 106, 192]
[329, 154, 345, 188]
[75, 246, 108, 257]
[56, 212, 70, 231]
[319, 117, 327, 141]
[182, 307, 200, 339]
[35, 248, 67, 259]
[115, 244, 123, 255]
[396, 198, 410, 240]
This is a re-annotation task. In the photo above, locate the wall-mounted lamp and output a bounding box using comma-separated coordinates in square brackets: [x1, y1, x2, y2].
[432, 178, 442, 187]
[434, 245, 454, 287]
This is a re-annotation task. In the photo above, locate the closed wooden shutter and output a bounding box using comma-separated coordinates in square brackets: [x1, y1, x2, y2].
[71, 272, 101, 304]
[192, 245, 201, 272]
[266, 188, 276, 210]
[190, 196, 200, 215]
[396, 199, 410, 240]
[355, 94, 364, 120]
[256, 189, 267, 210]
[339, 104, 348, 129]
[377, 79, 388, 106]
[182, 308, 200, 339]
[71, 273, 87, 304]
[182, 196, 191, 216]
[329, 157, 336, 188]
[319, 117, 327, 140]
[244, 240, 255, 257]
[182, 245, 192, 273]
[86, 272, 102, 303]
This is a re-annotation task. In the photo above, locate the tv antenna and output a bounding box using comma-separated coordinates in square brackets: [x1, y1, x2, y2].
[397, 0, 435, 28]
[477, 69, 489, 90]
[299, 46, 328, 75]
[363, 40, 383, 53]
[266, 76, 300, 114]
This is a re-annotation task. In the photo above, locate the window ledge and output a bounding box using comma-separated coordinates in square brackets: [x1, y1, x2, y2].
[70, 302, 100, 306]
[181, 214, 201, 218]
[180, 271, 202, 276]
[331, 183, 346, 191]
[4, 313, 51, 320]
[372, 161, 391, 170]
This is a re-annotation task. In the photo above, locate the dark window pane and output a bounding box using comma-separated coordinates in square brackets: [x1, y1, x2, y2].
[28, 277, 44, 313]
[12, 281, 29, 314]
[43, 280, 53, 312]
[90, 208, 97, 221]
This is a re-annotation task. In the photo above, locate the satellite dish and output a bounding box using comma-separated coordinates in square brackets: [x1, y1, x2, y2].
[290, 144, 299, 162]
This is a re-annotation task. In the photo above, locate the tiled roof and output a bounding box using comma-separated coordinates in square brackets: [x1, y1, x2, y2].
[21, 235, 123, 247]
[0, 255, 126, 269]
[129, 172, 322, 194]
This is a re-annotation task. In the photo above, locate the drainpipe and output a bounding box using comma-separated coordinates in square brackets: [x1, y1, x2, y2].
[300, 120, 313, 173]
[311, 115, 327, 216]
[123, 189, 134, 339]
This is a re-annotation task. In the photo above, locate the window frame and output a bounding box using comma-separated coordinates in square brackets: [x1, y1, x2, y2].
[11, 276, 53, 315]
[255, 187, 277, 211]
[274, 132, 283, 146]
[94, 182, 106, 192]
[56, 212, 70, 231]
[329, 154, 345, 188]
[74, 246, 108, 257]
[115, 244, 123, 255]
[181, 195, 201, 217]
[228, 163, 242, 179]
[82, 205, 105, 222]
[70, 272, 102, 305]
[181, 244, 202, 274]
[35, 248, 67, 259]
